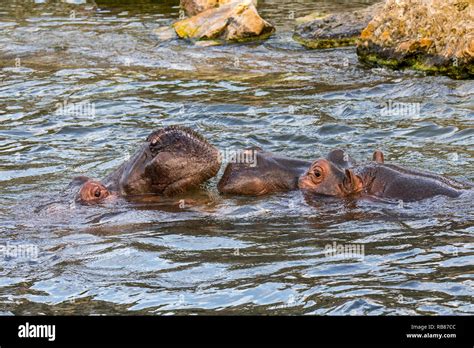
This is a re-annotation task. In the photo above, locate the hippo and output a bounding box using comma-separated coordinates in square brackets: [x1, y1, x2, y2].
[299, 150, 470, 202]
[74, 126, 221, 204]
[218, 147, 356, 196]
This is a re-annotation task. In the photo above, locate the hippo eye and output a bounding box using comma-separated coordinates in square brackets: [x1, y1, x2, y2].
[94, 188, 102, 197]
[310, 166, 323, 183]
[313, 166, 323, 178]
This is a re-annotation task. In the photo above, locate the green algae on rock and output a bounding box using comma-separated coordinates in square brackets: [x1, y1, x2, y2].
[293, 2, 383, 49]
[173, 0, 274, 43]
[357, 0, 474, 79]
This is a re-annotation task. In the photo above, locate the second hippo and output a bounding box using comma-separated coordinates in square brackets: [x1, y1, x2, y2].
[218, 148, 355, 196]
[299, 151, 470, 202]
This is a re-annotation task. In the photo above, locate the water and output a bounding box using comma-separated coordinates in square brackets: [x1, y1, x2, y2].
[0, 0, 473, 315]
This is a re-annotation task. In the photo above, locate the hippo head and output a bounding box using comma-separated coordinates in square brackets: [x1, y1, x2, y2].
[298, 158, 363, 197]
[76, 126, 221, 204]
[114, 126, 221, 196]
[77, 180, 114, 204]
[71, 176, 117, 205]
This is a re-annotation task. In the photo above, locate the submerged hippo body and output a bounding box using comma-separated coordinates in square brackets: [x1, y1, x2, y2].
[75, 126, 221, 204]
[218, 148, 355, 196]
[299, 151, 469, 202]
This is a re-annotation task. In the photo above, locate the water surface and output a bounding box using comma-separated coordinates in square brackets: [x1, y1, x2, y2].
[0, 0, 473, 315]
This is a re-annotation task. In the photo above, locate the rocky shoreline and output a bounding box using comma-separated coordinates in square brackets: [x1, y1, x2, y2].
[165, 0, 472, 79]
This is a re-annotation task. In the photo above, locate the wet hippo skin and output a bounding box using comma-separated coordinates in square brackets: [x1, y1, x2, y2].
[299, 151, 470, 202]
[74, 126, 221, 205]
[218, 148, 355, 196]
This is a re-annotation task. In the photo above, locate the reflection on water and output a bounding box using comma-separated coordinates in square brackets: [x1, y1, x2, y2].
[0, 0, 473, 315]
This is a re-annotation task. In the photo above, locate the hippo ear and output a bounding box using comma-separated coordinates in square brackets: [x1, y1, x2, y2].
[343, 169, 362, 193]
[69, 176, 91, 188]
[373, 150, 384, 163]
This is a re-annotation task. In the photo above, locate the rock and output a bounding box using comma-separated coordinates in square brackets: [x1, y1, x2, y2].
[357, 0, 474, 79]
[294, 12, 328, 26]
[173, 0, 274, 42]
[180, 0, 233, 17]
[180, 0, 257, 16]
[153, 26, 178, 41]
[293, 2, 383, 49]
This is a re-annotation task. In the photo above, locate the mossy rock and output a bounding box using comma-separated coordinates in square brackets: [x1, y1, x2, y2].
[357, 42, 473, 79]
[356, 0, 474, 80]
[293, 35, 357, 49]
[293, 2, 383, 49]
